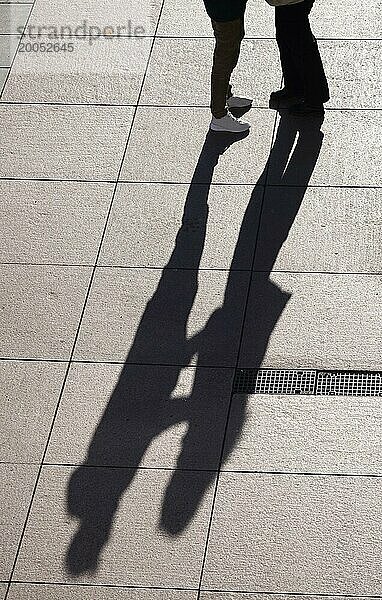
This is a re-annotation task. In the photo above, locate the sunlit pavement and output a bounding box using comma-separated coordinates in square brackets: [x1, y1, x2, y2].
[0, 0, 381, 598]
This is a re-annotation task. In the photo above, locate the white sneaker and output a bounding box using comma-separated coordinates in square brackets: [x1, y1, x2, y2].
[210, 112, 250, 133]
[227, 95, 253, 109]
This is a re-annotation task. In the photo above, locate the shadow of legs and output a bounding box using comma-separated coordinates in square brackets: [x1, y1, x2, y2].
[65, 130, 248, 576]
[65, 113, 324, 575]
[66, 467, 133, 575]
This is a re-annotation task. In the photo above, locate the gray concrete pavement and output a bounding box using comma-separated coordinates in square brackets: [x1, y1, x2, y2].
[0, 0, 381, 598]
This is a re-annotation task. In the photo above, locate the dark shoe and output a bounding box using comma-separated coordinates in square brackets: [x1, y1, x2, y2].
[289, 101, 325, 118]
[269, 87, 302, 108]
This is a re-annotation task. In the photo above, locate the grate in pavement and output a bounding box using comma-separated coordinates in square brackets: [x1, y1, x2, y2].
[234, 369, 382, 396]
[233, 369, 317, 395]
[316, 371, 382, 396]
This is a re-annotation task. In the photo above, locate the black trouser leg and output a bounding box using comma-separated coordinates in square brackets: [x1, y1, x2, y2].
[275, 0, 329, 104]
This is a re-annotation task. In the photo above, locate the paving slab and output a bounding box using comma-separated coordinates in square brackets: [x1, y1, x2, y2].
[239, 272, 382, 370]
[0, 265, 91, 360]
[223, 394, 382, 475]
[254, 186, 382, 274]
[202, 473, 382, 595]
[311, 0, 382, 38]
[268, 110, 382, 187]
[0, 4, 31, 34]
[45, 362, 234, 469]
[99, 183, 262, 270]
[73, 267, 250, 366]
[3, 36, 152, 104]
[0, 585, 6, 600]
[0, 180, 113, 264]
[157, 0, 275, 38]
[0, 35, 20, 66]
[8, 584, 197, 600]
[140, 38, 280, 108]
[14, 465, 215, 588]
[0, 464, 38, 580]
[0, 104, 134, 180]
[28, 0, 162, 36]
[322, 40, 382, 109]
[0, 360, 67, 462]
[120, 107, 275, 184]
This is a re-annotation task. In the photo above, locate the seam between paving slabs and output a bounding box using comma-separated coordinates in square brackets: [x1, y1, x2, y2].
[5, 463, 382, 479]
[1, 262, 381, 275]
[1, 101, 382, 110]
[0, 32, 379, 40]
[7, 580, 382, 597]
[1, 176, 382, 188]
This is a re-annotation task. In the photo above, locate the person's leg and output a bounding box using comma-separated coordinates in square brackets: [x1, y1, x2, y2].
[298, 1, 330, 104]
[275, 4, 304, 96]
[210, 17, 245, 118]
[274, 1, 329, 105]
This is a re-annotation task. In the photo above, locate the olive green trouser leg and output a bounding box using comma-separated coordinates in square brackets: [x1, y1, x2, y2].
[211, 17, 245, 118]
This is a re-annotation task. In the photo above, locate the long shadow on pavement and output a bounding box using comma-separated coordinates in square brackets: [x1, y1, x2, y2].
[65, 110, 324, 576]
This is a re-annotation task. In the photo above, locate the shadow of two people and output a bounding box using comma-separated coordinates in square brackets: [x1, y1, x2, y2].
[65, 109, 324, 576]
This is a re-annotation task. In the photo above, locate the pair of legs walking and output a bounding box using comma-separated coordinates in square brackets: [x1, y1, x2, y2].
[210, 0, 329, 130]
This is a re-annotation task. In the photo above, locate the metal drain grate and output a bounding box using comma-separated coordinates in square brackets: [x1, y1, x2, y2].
[316, 371, 382, 396]
[234, 369, 317, 395]
[234, 369, 382, 396]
